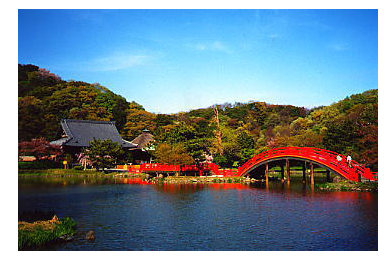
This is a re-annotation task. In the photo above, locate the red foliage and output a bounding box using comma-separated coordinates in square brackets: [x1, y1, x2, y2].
[38, 68, 61, 81]
[358, 124, 378, 167]
[18, 138, 62, 160]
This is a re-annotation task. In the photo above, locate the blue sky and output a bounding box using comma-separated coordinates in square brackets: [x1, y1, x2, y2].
[18, 9, 378, 113]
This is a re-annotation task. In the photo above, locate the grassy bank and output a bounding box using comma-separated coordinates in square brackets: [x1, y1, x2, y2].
[18, 216, 76, 250]
[18, 168, 147, 178]
[316, 180, 378, 192]
[19, 168, 111, 176]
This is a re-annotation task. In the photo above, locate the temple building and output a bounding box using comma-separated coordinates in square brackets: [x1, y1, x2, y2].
[50, 119, 137, 154]
[129, 129, 155, 164]
[50, 119, 156, 165]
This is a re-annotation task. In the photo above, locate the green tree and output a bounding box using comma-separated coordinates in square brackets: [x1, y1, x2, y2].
[237, 131, 255, 150]
[18, 96, 44, 141]
[83, 139, 124, 171]
[155, 114, 175, 127]
[156, 123, 196, 144]
[322, 117, 358, 154]
[18, 64, 63, 97]
[93, 84, 130, 131]
[184, 138, 213, 163]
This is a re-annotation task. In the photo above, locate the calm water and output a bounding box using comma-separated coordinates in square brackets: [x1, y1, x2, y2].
[18, 177, 378, 251]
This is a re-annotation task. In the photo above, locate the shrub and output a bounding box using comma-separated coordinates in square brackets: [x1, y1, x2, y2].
[18, 160, 62, 170]
[73, 165, 84, 170]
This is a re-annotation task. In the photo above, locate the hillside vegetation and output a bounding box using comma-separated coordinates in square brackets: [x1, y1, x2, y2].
[18, 64, 378, 170]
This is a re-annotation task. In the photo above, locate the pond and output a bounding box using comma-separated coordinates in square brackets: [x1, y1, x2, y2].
[18, 176, 378, 250]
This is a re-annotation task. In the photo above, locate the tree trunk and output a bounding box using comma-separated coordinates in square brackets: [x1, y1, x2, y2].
[214, 106, 223, 155]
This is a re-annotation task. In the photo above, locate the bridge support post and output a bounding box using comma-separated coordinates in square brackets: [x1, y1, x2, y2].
[310, 163, 314, 187]
[326, 170, 331, 182]
[302, 161, 306, 183]
[280, 164, 285, 182]
[286, 159, 290, 183]
[265, 163, 269, 185]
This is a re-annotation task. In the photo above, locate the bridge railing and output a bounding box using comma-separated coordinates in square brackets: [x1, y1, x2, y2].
[141, 163, 181, 172]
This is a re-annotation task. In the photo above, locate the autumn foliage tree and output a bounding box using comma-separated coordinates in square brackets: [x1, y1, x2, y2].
[358, 124, 378, 169]
[153, 143, 195, 165]
[122, 106, 156, 140]
[18, 138, 62, 160]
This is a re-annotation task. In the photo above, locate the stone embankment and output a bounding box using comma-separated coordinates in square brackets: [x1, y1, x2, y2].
[143, 174, 258, 184]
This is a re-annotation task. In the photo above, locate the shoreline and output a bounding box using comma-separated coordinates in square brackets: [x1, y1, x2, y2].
[19, 169, 378, 191]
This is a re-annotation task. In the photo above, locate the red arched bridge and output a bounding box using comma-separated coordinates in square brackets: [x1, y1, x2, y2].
[117, 147, 377, 182]
[237, 147, 377, 182]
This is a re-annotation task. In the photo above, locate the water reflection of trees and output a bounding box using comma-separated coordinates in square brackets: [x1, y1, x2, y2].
[19, 176, 376, 203]
[19, 176, 126, 188]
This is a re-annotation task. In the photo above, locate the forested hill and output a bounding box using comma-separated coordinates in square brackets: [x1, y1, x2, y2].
[18, 64, 378, 169]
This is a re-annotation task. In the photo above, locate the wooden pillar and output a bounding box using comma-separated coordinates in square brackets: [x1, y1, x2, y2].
[286, 159, 290, 183]
[302, 161, 306, 183]
[326, 170, 331, 182]
[310, 163, 314, 187]
[265, 163, 269, 185]
[280, 164, 285, 182]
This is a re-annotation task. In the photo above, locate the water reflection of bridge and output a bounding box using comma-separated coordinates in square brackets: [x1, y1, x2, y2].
[120, 178, 376, 203]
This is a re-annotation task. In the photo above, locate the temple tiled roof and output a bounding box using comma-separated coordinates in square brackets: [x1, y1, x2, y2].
[50, 119, 137, 148]
[131, 129, 154, 150]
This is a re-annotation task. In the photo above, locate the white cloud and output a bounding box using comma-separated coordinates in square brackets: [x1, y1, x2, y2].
[194, 43, 207, 50]
[67, 52, 151, 72]
[90, 53, 150, 71]
[68, 10, 114, 25]
[268, 34, 280, 39]
[329, 43, 349, 51]
[190, 41, 231, 53]
[210, 41, 227, 51]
